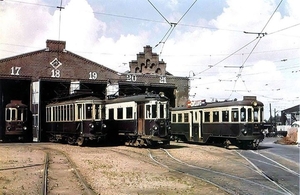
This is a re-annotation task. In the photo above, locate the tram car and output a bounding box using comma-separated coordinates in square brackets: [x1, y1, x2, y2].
[104, 92, 171, 147]
[45, 95, 107, 146]
[170, 96, 265, 149]
[4, 100, 32, 142]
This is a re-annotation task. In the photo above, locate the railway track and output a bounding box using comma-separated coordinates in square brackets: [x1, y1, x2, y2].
[236, 149, 299, 195]
[148, 147, 290, 195]
[41, 147, 96, 195]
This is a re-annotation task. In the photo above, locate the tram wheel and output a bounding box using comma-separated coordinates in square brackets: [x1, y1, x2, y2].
[223, 139, 231, 149]
[77, 137, 86, 146]
[67, 136, 76, 145]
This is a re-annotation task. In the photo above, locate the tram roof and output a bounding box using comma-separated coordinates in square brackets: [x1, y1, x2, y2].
[171, 97, 263, 111]
[6, 100, 27, 108]
[106, 93, 169, 104]
[47, 95, 104, 106]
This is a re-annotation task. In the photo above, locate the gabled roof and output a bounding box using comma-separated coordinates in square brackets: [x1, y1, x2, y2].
[282, 105, 300, 114]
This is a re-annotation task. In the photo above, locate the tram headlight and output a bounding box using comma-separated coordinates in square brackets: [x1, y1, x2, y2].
[241, 129, 247, 135]
[89, 123, 94, 129]
[252, 101, 258, 107]
[102, 124, 106, 128]
[153, 126, 158, 130]
[23, 126, 27, 131]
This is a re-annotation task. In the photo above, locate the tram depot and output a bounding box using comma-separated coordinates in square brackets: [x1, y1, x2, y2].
[0, 40, 189, 142]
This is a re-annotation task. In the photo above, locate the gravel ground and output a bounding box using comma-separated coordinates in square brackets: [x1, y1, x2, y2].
[0, 142, 235, 195]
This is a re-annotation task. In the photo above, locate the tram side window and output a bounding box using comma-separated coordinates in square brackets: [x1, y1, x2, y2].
[65, 105, 68, 121]
[178, 113, 182, 122]
[108, 108, 114, 119]
[204, 112, 210, 122]
[184, 113, 189, 122]
[222, 111, 229, 122]
[247, 108, 252, 122]
[231, 108, 239, 122]
[63, 105, 67, 121]
[213, 111, 219, 122]
[117, 108, 123, 119]
[46, 107, 50, 122]
[172, 113, 176, 122]
[77, 104, 82, 120]
[240, 107, 246, 122]
[70, 104, 75, 121]
[58, 106, 61, 121]
[126, 107, 133, 119]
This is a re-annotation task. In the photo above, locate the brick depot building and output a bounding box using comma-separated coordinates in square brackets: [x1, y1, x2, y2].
[0, 40, 189, 141]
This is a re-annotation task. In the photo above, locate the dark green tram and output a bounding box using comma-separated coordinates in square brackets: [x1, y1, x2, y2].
[45, 95, 107, 146]
[105, 92, 171, 147]
[170, 96, 265, 149]
[4, 100, 32, 142]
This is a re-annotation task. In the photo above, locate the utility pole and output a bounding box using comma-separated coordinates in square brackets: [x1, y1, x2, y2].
[269, 103, 272, 123]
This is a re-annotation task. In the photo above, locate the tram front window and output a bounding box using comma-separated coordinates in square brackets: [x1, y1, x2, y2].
[247, 108, 252, 122]
[152, 105, 157, 118]
[11, 109, 16, 121]
[17, 109, 23, 121]
[254, 108, 259, 122]
[160, 104, 164, 118]
[240, 107, 246, 122]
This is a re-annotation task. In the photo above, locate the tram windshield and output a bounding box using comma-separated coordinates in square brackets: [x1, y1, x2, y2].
[145, 101, 168, 119]
[5, 108, 27, 122]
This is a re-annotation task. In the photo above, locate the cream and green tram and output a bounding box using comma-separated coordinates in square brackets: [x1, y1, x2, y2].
[170, 96, 265, 149]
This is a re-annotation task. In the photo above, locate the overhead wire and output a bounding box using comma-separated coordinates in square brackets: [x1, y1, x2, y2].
[148, 0, 198, 54]
[228, 0, 284, 99]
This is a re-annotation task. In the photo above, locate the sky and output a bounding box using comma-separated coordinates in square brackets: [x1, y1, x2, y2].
[0, 0, 299, 120]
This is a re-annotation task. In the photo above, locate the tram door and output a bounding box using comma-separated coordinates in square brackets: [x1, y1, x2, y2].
[190, 110, 202, 142]
[137, 104, 145, 135]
